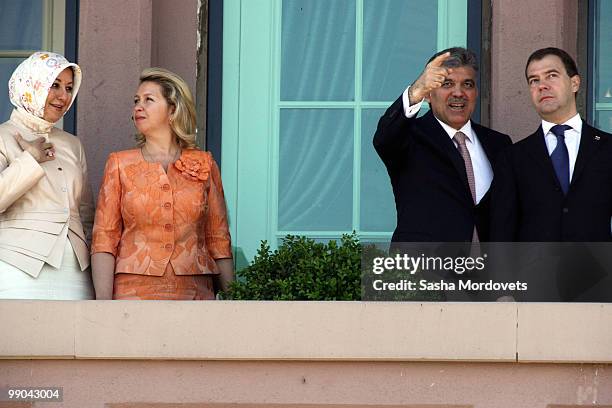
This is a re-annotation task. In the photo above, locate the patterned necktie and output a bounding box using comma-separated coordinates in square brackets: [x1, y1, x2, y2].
[550, 124, 572, 194]
[454, 131, 479, 243]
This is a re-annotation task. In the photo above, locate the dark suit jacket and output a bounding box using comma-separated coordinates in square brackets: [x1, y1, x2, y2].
[373, 96, 512, 242]
[490, 122, 612, 241]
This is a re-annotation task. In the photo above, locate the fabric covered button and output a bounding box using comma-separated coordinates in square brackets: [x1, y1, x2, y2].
[164, 224, 172, 231]
[164, 243, 173, 251]
[162, 184, 170, 191]
[163, 202, 171, 209]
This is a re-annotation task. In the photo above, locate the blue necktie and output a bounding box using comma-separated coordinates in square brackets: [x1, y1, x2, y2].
[550, 124, 572, 194]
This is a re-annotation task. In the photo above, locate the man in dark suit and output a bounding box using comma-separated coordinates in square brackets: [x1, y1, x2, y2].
[374, 47, 512, 243]
[490, 47, 612, 242]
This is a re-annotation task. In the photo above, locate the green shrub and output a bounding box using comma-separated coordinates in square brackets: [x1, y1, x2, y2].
[360, 243, 444, 301]
[222, 233, 361, 300]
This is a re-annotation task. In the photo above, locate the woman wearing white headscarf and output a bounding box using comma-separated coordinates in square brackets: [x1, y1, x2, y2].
[0, 51, 94, 299]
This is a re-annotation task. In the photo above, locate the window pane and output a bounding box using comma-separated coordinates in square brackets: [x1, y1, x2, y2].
[362, 0, 438, 101]
[0, 58, 24, 122]
[593, 0, 612, 133]
[595, 110, 612, 134]
[278, 109, 353, 231]
[280, 0, 355, 101]
[594, 0, 612, 105]
[0, 1, 43, 50]
[360, 109, 395, 231]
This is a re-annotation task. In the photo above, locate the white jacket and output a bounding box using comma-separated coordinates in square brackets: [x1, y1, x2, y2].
[0, 109, 94, 277]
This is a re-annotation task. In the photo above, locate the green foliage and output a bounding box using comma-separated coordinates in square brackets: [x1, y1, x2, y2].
[222, 233, 361, 300]
[360, 243, 444, 301]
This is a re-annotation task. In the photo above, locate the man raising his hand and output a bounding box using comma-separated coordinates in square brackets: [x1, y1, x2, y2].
[374, 47, 511, 243]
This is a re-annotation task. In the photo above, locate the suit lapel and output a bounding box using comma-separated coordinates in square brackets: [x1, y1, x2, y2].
[474, 124, 495, 162]
[472, 125, 495, 203]
[571, 122, 605, 188]
[525, 126, 563, 189]
[419, 111, 470, 191]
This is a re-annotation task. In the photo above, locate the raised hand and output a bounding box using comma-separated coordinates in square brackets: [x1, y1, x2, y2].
[409, 52, 452, 104]
[14, 133, 56, 163]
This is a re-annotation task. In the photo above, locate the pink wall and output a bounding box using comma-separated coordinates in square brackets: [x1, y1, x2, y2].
[151, 0, 198, 93]
[1, 360, 610, 407]
[76, 0, 197, 195]
[490, 0, 579, 141]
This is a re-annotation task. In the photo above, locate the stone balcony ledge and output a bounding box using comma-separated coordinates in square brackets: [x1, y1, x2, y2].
[1, 301, 611, 363]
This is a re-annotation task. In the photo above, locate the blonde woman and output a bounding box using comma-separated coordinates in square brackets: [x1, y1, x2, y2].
[0, 51, 94, 299]
[92, 68, 234, 300]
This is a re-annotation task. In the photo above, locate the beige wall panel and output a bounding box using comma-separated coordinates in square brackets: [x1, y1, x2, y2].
[4, 302, 612, 363]
[0, 300, 75, 358]
[74, 301, 516, 361]
[517, 303, 612, 363]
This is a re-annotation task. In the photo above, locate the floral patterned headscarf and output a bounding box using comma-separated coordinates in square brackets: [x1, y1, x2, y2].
[8, 51, 82, 124]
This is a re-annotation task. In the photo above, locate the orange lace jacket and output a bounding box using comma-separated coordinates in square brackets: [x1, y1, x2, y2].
[91, 149, 232, 276]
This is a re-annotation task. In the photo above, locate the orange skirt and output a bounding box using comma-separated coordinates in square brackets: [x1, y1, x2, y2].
[113, 263, 215, 300]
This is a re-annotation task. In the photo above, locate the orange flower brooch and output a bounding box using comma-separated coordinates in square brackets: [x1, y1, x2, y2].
[175, 155, 209, 182]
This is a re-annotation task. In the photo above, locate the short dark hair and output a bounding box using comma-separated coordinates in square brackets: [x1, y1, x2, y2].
[427, 47, 479, 72]
[525, 47, 579, 80]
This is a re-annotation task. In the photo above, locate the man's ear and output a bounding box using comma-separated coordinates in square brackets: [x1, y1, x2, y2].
[571, 75, 580, 93]
[424, 93, 431, 103]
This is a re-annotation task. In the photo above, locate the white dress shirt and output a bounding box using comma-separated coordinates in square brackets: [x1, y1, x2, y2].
[541, 114, 582, 181]
[401, 86, 493, 204]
